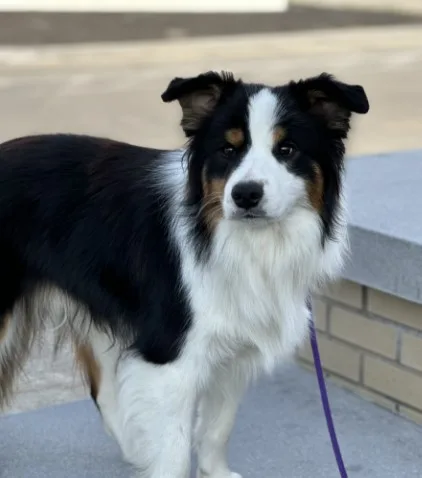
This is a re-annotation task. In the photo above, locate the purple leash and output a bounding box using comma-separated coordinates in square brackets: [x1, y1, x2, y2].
[307, 297, 348, 478]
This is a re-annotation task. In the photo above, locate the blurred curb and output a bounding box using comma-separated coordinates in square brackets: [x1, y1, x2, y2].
[0, 25, 422, 71]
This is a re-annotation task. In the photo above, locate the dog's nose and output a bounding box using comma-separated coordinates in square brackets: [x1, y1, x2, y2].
[231, 181, 264, 210]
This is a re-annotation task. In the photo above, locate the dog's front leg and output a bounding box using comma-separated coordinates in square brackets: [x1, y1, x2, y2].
[116, 355, 196, 478]
[195, 360, 250, 478]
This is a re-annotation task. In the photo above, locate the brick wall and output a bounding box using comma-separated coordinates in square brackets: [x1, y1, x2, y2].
[297, 280, 422, 425]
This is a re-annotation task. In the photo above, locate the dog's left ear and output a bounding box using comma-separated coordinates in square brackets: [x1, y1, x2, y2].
[289, 73, 369, 135]
[161, 71, 237, 137]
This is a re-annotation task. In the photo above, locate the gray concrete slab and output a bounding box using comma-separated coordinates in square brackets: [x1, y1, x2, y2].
[1, 364, 422, 477]
[345, 150, 422, 304]
[347, 151, 422, 244]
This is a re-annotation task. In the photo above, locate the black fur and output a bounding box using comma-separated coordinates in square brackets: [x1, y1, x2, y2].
[0, 134, 191, 364]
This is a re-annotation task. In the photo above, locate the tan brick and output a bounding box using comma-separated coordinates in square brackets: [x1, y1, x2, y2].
[298, 334, 360, 382]
[401, 333, 422, 372]
[364, 355, 422, 410]
[358, 388, 398, 413]
[398, 405, 422, 426]
[330, 307, 397, 358]
[321, 280, 363, 308]
[329, 375, 397, 412]
[312, 298, 328, 332]
[367, 289, 422, 331]
[297, 329, 327, 363]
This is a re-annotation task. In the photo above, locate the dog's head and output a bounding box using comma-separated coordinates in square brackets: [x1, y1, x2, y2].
[162, 71, 369, 240]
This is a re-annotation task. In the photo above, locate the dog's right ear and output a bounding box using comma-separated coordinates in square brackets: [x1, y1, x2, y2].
[289, 73, 369, 135]
[161, 71, 236, 137]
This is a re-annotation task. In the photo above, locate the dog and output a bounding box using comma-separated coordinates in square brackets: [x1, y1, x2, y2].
[0, 71, 369, 477]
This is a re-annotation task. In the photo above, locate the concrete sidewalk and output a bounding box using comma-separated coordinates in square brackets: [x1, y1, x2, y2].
[2, 25, 422, 71]
[2, 364, 422, 477]
[1, 25, 422, 415]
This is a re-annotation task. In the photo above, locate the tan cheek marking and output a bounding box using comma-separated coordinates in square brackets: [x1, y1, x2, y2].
[201, 168, 227, 232]
[0, 315, 9, 342]
[75, 342, 101, 401]
[224, 128, 244, 148]
[307, 163, 324, 212]
[272, 126, 286, 148]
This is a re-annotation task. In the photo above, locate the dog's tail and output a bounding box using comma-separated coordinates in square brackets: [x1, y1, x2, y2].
[0, 285, 92, 409]
[0, 302, 38, 408]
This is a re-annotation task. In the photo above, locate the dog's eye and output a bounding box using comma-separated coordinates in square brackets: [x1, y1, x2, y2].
[277, 142, 297, 159]
[222, 145, 236, 158]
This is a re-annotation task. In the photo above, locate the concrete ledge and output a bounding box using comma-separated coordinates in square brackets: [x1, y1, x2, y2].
[345, 149, 422, 305]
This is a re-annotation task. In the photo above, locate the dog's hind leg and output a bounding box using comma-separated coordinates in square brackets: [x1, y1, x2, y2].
[74, 328, 125, 447]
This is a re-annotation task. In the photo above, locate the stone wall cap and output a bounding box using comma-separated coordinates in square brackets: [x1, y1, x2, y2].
[344, 149, 422, 305]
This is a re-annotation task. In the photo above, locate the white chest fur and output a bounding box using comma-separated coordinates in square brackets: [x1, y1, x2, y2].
[160, 152, 346, 382]
[179, 210, 332, 377]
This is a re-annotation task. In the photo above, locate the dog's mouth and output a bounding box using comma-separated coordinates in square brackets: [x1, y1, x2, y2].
[243, 212, 266, 219]
[230, 209, 269, 221]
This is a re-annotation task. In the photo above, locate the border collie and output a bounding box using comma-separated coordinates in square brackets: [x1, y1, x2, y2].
[0, 71, 369, 478]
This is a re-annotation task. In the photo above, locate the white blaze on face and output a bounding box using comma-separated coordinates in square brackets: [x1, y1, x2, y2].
[223, 88, 306, 220]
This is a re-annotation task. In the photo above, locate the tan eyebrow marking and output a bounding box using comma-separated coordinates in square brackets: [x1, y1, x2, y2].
[224, 128, 244, 148]
[272, 126, 286, 146]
